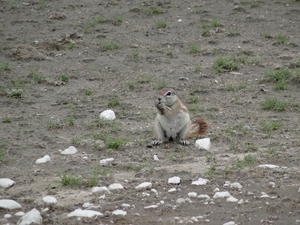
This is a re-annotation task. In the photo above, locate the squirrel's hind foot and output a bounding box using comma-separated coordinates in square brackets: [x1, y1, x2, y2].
[179, 140, 190, 145]
[151, 140, 163, 145]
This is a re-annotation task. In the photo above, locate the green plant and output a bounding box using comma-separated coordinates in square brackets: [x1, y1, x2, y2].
[2, 117, 12, 123]
[222, 167, 231, 175]
[265, 68, 291, 83]
[243, 142, 258, 152]
[132, 51, 139, 57]
[60, 173, 81, 187]
[275, 34, 288, 44]
[108, 97, 120, 107]
[261, 97, 287, 111]
[47, 120, 60, 129]
[260, 120, 282, 133]
[104, 136, 127, 149]
[201, 29, 210, 36]
[211, 18, 220, 27]
[0, 148, 6, 163]
[30, 69, 44, 83]
[154, 80, 168, 89]
[189, 44, 199, 54]
[66, 116, 75, 126]
[155, 21, 167, 29]
[145, 6, 162, 15]
[112, 15, 123, 23]
[126, 163, 147, 172]
[293, 69, 300, 83]
[99, 40, 119, 51]
[236, 155, 255, 168]
[82, 88, 94, 96]
[189, 96, 199, 103]
[38, 0, 46, 8]
[126, 81, 138, 90]
[71, 136, 81, 145]
[10, 78, 25, 88]
[226, 83, 246, 91]
[66, 41, 74, 50]
[9, 89, 23, 98]
[57, 74, 69, 82]
[194, 66, 201, 73]
[212, 56, 240, 73]
[205, 163, 216, 176]
[0, 62, 10, 71]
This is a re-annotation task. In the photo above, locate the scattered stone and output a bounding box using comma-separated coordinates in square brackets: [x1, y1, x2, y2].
[168, 188, 177, 193]
[15, 212, 25, 217]
[188, 192, 197, 198]
[213, 191, 231, 199]
[226, 196, 238, 203]
[192, 178, 209, 186]
[99, 158, 114, 166]
[17, 208, 42, 225]
[197, 194, 210, 200]
[176, 198, 186, 204]
[268, 182, 276, 188]
[4, 214, 12, 219]
[238, 199, 244, 204]
[135, 182, 152, 191]
[0, 199, 22, 210]
[92, 186, 110, 194]
[258, 164, 279, 169]
[0, 178, 15, 189]
[144, 204, 158, 209]
[99, 109, 116, 120]
[168, 176, 181, 184]
[35, 155, 51, 164]
[213, 188, 220, 192]
[67, 208, 103, 218]
[108, 183, 124, 191]
[61, 146, 78, 155]
[195, 138, 211, 150]
[153, 155, 159, 161]
[42, 196, 57, 205]
[230, 182, 243, 190]
[223, 221, 237, 225]
[112, 209, 127, 216]
[121, 203, 131, 208]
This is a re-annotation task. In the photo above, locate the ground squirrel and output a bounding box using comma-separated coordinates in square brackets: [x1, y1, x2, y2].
[151, 88, 208, 145]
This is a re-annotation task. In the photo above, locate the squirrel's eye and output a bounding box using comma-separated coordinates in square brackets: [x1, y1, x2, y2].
[166, 91, 172, 96]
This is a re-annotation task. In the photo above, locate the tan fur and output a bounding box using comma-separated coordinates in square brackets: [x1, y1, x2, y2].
[151, 88, 208, 145]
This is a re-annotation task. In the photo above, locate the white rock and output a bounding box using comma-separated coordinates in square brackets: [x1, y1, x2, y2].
[99, 194, 106, 199]
[4, 214, 12, 218]
[223, 221, 237, 225]
[197, 194, 210, 200]
[67, 208, 103, 218]
[92, 186, 110, 194]
[268, 182, 276, 188]
[238, 199, 244, 204]
[41, 208, 49, 213]
[151, 188, 158, 195]
[213, 188, 220, 192]
[192, 178, 209, 186]
[0, 199, 22, 210]
[258, 164, 279, 169]
[230, 182, 242, 190]
[61, 146, 78, 155]
[226, 196, 238, 202]
[99, 158, 114, 166]
[168, 188, 177, 193]
[15, 212, 25, 217]
[223, 181, 231, 187]
[112, 209, 127, 216]
[168, 176, 180, 184]
[17, 208, 42, 225]
[42, 196, 57, 205]
[188, 192, 197, 198]
[213, 191, 231, 199]
[35, 155, 51, 164]
[144, 204, 158, 209]
[0, 178, 15, 189]
[108, 183, 124, 191]
[178, 19, 182, 22]
[153, 155, 159, 161]
[121, 203, 131, 208]
[135, 182, 152, 191]
[99, 109, 116, 120]
[82, 202, 98, 209]
[195, 138, 211, 150]
[176, 198, 185, 204]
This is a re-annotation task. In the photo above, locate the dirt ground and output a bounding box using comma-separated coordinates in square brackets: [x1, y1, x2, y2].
[0, 0, 300, 224]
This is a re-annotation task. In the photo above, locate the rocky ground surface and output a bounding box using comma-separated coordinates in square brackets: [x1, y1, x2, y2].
[0, 0, 300, 224]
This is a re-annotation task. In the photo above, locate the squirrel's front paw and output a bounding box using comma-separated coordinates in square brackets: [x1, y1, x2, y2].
[151, 140, 163, 145]
[179, 140, 190, 145]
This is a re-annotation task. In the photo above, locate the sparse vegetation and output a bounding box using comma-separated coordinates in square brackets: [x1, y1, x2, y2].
[108, 97, 120, 107]
[57, 74, 69, 82]
[236, 155, 256, 168]
[261, 97, 287, 111]
[30, 69, 44, 83]
[60, 173, 81, 187]
[260, 120, 282, 133]
[212, 56, 240, 73]
[2, 116, 12, 123]
[0, 62, 10, 71]
[275, 34, 288, 44]
[189, 44, 199, 54]
[226, 83, 246, 91]
[145, 6, 162, 15]
[155, 21, 167, 29]
[99, 40, 119, 51]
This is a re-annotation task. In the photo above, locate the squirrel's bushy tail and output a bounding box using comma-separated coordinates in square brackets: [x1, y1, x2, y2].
[186, 118, 208, 138]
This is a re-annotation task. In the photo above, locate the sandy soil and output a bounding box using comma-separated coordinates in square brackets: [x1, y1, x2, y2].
[0, 0, 300, 224]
